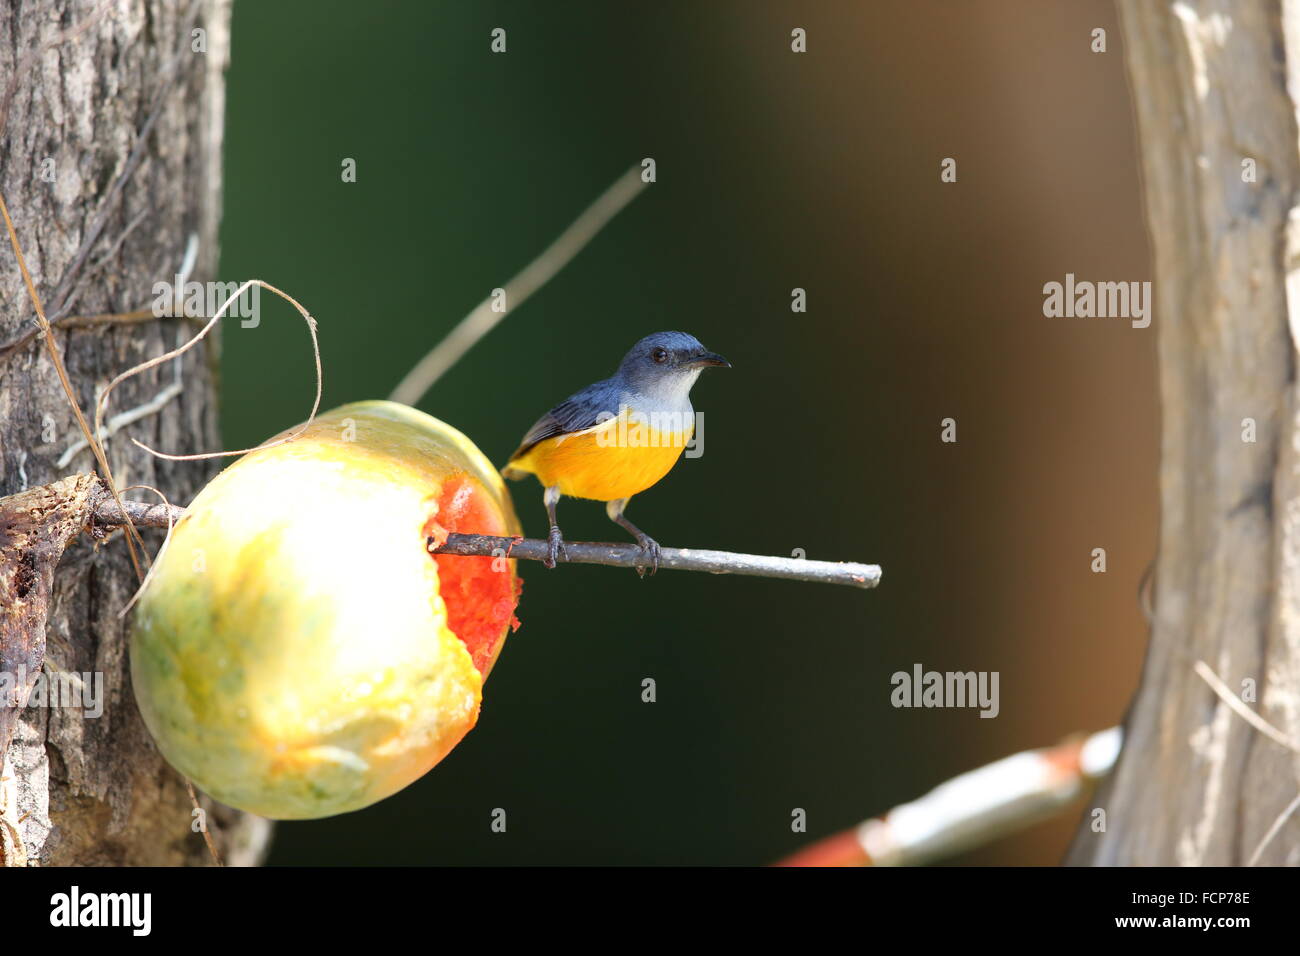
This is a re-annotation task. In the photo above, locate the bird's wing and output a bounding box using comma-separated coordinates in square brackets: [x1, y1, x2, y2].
[507, 381, 618, 464]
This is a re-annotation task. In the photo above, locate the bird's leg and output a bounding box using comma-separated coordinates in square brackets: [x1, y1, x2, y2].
[544, 485, 567, 569]
[606, 497, 660, 577]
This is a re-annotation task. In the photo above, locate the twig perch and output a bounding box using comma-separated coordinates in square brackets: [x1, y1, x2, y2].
[90, 489, 881, 590]
[437, 534, 879, 588]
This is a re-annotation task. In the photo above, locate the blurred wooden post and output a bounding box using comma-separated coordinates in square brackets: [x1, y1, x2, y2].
[1068, 1, 1300, 865]
[0, 0, 269, 865]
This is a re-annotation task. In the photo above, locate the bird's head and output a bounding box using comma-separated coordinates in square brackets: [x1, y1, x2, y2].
[615, 331, 730, 400]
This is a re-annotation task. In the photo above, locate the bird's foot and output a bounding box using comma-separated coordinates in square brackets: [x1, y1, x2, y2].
[634, 535, 660, 578]
[545, 525, 568, 569]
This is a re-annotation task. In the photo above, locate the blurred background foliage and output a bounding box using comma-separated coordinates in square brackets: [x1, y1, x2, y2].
[218, 0, 1153, 864]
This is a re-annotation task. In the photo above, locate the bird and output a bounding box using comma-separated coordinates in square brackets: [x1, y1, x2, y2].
[502, 331, 730, 574]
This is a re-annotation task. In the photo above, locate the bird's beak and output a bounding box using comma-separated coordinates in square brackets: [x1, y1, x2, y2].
[686, 351, 731, 369]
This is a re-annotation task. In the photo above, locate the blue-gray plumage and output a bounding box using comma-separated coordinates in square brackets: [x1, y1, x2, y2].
[503, 331, 730, 573]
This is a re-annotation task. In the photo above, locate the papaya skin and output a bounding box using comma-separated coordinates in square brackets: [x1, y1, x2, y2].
[131, 401, 522, 820]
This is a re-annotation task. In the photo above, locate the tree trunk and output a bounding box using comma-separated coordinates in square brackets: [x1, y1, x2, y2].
[0, 0, 270, 865]
[1069, 0, 1300, 865]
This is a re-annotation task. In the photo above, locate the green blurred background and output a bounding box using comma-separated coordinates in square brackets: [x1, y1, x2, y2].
[218, 0, 1154, 864]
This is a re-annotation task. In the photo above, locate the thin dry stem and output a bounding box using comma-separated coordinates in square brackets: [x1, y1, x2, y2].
[0, 190, 146, 579]
[389, 164, 648, 405]
[114, 484, 177, 619]
[1193, 660, 1299, 753]
[95, 279, 323, 462]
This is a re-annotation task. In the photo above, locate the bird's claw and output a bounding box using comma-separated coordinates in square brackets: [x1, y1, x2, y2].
[545, 526, 567, 569]
[635, 536, 660, 578]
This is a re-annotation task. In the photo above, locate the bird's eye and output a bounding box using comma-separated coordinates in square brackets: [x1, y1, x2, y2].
[650, 347, 669, 364]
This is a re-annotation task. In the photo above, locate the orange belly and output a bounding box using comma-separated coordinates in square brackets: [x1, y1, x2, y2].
[511, 416, 692, 501]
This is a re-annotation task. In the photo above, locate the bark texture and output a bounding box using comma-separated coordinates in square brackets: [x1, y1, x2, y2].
[0, 0, 270, 865]
[1069, 0, 1300, 865]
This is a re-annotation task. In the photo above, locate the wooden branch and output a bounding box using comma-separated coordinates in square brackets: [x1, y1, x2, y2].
[91, 492, 882, 590]
[1067, 0, 1300, 866]
[0, 0, 268, 867]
